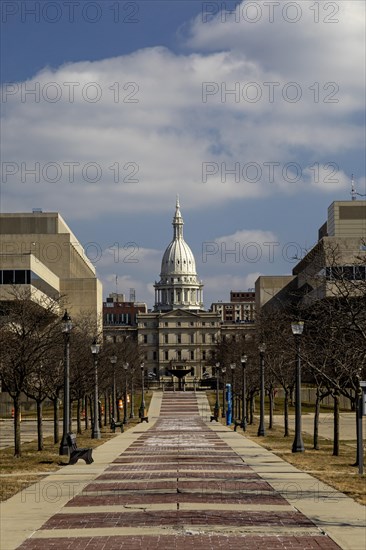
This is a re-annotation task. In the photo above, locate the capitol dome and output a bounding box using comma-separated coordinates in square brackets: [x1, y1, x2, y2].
[160, 200, 197, 277]
[154, 198, 204, 312]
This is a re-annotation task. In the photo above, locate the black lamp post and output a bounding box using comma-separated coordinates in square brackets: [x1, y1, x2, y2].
[221, 366, 226, 417]
[110, 355, 117, 421]
[91, 339, 101, 439]
[139, 363, 145, 419]
[240, 355, 247, 431]
[59, 311, 73, 455]
[291, 321, 305, 453]
[123, 362, 129, 424]
[214, 362, 220, 419]
[230, 363, 235, 420]
[258, 343, 266, 437]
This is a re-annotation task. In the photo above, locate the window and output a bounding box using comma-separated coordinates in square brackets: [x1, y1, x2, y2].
[177, 350, 181, 360]
[143, 335, 148, 344]
[190, 350, 194, 360]
[153, 351, 157, 360]
[202, 350, 206, 360]
[177, 334, 181, 344]
[165, 351, 169, 360]
[164, 334, 169, 343]
[3, 270, 14, 284]
[190, 334, 194, 343]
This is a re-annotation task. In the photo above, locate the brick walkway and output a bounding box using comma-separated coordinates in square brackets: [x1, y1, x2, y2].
[17, 393, 341, 549]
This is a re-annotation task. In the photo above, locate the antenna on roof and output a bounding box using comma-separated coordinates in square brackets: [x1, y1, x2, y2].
[350, 174, 356, 201]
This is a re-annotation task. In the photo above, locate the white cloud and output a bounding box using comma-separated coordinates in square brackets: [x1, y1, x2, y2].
[2, 1, 364, 219]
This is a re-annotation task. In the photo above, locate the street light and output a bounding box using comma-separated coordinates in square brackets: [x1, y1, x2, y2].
[221, 366, 226, 417]
[139, 363, 145, 419]
[123, 362, 129, 424]
[230, 363, 235, 421]
[59, 311, 73, 455]
[291, 321, 305, 452]
[240, 355, 248, 431]
[258, 343, 266, 437]
[91, 339, 101, 439]
[110, 355, 117, 421]
[214, 362, 220, 419]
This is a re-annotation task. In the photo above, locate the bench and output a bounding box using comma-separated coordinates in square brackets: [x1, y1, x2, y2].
[111, 417, 124, 433]
[66, 432, 93, 465]
[210, 414, 219, 422]
[140, 415, 149, 423]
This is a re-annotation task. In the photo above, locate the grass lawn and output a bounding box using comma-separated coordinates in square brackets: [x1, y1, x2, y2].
[0, 391, 152, 502]
[206, 391, 366, 506]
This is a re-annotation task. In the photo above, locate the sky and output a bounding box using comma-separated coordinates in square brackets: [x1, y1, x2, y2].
[1, 0, 365, 309]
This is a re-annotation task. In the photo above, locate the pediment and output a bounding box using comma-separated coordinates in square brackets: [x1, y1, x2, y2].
[159, 309, 200, 319]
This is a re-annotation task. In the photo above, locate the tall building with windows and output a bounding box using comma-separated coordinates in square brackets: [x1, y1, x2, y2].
[0, 211, 102, 328]
[255, 200, 366, 311]
[211, 291, 256, 323]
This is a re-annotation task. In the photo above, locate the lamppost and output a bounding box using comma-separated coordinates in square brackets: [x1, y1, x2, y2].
[139, 363, 145, 419]
[221, 366, 226, 417]
[240, 355, 247, 431]
[91, 339, 101, 439]
[214, 362, 220, 419]
[59, 311, 73, 455]
[258, 343, 266, 437]
[123, 362, 129, 424]
[230, 363, 235, 421]
[110, 355, 117, 421]
[291, 321, 305, 453]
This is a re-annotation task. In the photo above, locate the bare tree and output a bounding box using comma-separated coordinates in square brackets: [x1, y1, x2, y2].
[0, 287, 62, 457]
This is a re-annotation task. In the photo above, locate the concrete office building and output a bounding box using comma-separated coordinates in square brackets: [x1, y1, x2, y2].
[0, 211, 102, 328]
[255, 200, 366, 311]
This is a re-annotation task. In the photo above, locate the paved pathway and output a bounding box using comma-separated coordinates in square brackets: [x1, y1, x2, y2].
[1, 392, 365, 549]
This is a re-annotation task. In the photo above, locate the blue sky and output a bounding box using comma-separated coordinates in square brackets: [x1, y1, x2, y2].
[1, 1, 365, 308]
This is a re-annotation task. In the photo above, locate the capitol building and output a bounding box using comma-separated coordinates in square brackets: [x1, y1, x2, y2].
[138, 199, 222, 380]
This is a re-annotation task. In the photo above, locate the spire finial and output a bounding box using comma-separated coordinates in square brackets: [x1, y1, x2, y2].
[176, 194, 180, 208]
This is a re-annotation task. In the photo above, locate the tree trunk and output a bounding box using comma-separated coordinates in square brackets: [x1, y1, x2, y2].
[354, 393, 360, 466]
[84, 395, 89, 430]
[104, 393, 108, 426]
[284, 389, 289, 437]
[53, 395, 59, 444]
[268, 388, 274, 429]
[249, 393, 254, 424]
[313, 390, 320, 450]
[36, 400, 43, 451]
[77, 398, 82, 435]
[13, 394, 22, 458]
[89, 396, 94, 433]
[333, 392, 340, 456]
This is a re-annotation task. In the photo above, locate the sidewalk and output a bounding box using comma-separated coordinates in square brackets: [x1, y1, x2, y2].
[0, 391, 364, 550]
